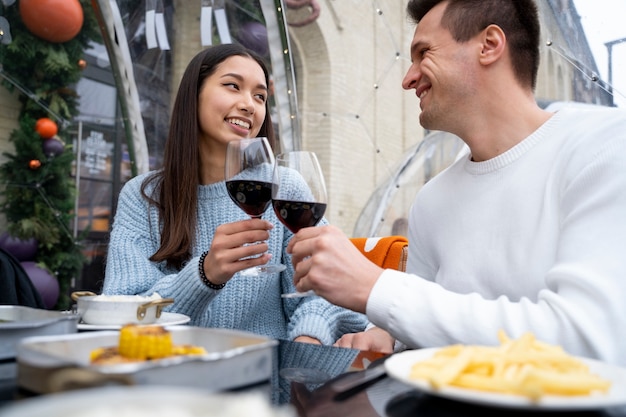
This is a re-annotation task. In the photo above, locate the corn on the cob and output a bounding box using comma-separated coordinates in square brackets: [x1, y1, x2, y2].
[90, 325, 208, 365]
[118, 324, 173, 360]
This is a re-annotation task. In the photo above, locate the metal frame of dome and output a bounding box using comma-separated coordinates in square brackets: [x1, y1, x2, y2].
[259, 0, 302, 153]
[353, 130, 465, 238]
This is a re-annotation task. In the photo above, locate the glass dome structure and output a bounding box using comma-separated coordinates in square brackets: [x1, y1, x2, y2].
[1, 0, 625, 293]
[72, 0, 626, 241]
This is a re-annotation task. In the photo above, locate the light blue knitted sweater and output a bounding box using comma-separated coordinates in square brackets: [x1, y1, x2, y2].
[103, 171, 368, 344]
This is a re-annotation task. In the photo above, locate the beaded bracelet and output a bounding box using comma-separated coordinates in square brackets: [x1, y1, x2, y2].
[199, 251, 226, 290]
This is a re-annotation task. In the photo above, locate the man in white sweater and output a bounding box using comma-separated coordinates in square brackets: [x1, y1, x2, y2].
[286, 0, 626, 366]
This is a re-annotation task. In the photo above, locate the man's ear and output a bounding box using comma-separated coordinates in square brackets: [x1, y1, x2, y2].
[479, 24, 506, 66]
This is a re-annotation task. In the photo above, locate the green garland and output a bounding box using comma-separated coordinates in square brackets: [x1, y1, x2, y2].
[0, 0, 101, 309]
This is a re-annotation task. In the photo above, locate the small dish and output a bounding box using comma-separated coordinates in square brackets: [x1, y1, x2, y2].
[77, 312, 190, 331]
[71, 291, 174, 326]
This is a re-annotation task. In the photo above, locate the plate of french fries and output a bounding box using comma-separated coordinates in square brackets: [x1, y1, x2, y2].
[384, 331, 626, 409]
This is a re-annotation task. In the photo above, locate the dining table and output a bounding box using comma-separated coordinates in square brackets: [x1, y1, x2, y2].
[1, 332, 626, 417]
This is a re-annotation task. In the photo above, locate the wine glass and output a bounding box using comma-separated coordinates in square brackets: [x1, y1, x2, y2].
[225, 137, 286, 275]
[272, 151, 328, 298]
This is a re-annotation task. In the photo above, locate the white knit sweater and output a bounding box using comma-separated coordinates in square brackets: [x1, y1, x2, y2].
[367, 106, 626, 365]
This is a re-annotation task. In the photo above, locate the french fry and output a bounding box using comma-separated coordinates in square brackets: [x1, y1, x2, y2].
[429, 346, 473, 388]
[409, 332, 612, 401]
[523, 367, 611, 396]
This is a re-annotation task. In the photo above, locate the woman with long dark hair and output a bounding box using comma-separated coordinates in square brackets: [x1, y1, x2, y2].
[103, 44, 368, 344]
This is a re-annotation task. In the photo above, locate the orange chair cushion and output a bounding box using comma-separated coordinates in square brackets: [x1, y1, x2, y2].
[350, 236, 408, 271]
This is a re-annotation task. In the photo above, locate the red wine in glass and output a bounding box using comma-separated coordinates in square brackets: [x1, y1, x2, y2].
[272, 151, 328, 297]
[226, 180, 273, 218]
[272, 200, 327, 233]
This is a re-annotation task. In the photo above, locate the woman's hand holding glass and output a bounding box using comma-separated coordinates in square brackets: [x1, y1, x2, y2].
[200, 219, 274, 286]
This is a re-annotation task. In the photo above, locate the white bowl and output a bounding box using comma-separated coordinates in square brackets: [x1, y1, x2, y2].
[71, 292, 174, 326]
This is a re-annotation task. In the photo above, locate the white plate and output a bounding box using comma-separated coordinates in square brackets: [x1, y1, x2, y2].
[77, 312, 190, 331]
[0, 385, 294, 417]
[384, 348, 626, 410]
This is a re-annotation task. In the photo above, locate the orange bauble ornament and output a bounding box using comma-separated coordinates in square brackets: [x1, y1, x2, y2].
[29, 159, 42, 170]
[19, 0, 84, 43]
[35, 117, 58, 139]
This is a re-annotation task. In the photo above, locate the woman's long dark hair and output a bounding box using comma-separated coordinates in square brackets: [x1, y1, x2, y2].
[141, 44, 276, 269]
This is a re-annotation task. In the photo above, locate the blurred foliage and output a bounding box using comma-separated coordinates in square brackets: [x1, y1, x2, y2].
[0, 0, 101, 309]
